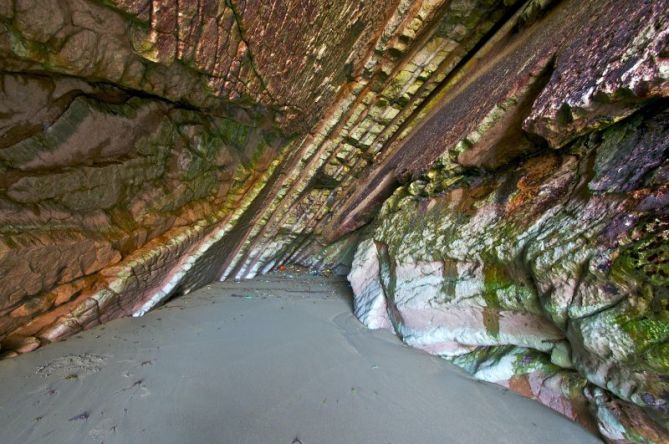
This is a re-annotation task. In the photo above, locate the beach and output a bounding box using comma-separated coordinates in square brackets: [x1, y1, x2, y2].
[0, 273, 600, 444]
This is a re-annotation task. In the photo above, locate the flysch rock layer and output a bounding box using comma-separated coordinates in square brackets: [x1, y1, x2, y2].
[342, 1, 669, 441]
[349, 105, 669, 440]
[1, 0, 669, 441]
[0, 0, 404, 351]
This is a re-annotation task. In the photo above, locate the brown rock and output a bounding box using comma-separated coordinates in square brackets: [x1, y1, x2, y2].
[13, 0, 66, 43]
[0, 351, 19, 360]
[524, 1, 669, 147]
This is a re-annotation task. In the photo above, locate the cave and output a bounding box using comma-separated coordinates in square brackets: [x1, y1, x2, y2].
[1, 0, 668, 442]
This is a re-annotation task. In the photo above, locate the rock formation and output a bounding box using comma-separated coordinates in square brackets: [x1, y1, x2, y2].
[1, 0, 668, 441]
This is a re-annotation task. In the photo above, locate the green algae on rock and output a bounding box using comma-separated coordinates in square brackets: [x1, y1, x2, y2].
[349, 105, 669, 443]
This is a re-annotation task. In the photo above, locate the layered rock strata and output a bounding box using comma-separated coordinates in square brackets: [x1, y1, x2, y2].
[0, 0, 404, 352]
[1, 0, 529, 355]
[344, 0, 669, 441]
[1, 0, 669, 441]
[350, 105, 669, 440]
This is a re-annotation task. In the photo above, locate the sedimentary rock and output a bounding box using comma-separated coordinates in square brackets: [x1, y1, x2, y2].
[348, 105, 669, 437]
[342, 1, 669, 439]
[1, 0, 668, 441]
[0, 0, 404, 346]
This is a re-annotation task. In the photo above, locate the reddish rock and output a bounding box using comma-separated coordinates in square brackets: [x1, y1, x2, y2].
[321, 0, 669, 241]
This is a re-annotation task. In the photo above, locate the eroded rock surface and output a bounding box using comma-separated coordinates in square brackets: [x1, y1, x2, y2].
[1, 0, 668, 441]
[342, 1, 669, 438]
[0, 0, 408, 350]
[349, 105, 669, 438]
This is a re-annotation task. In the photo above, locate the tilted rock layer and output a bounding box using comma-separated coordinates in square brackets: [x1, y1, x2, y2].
[1, 0, 668, 441]
[344, 1, 669, 441]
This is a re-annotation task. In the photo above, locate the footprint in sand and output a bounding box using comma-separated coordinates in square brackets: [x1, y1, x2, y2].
[87, 417, 118, 441]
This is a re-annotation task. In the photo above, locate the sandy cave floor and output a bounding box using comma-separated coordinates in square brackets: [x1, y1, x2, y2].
[0, 272, 601, 443]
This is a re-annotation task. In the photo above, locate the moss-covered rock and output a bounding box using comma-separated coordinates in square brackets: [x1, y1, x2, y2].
[349, 105, 669, 439]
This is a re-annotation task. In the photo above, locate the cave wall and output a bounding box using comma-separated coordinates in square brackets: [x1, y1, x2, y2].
[1, 0, 526, 353]
[0, 0, 404, 352]
[350, 107, 669, 440]
[1, 0, 669, 441]
[343, 0, 669, 441]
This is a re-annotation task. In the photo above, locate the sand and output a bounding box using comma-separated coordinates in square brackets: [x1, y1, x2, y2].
[0, 272, 601, 444]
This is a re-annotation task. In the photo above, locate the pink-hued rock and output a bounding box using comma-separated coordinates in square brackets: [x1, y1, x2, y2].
[348, 105, 669, 440]
[320, 0, 669, 243]
[348, 239, 391, 330]
[0, 232, 121, 310]
[450, 346, 597, 432]
[2, 0, 401, 132]
[1, 334, 42, 353]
